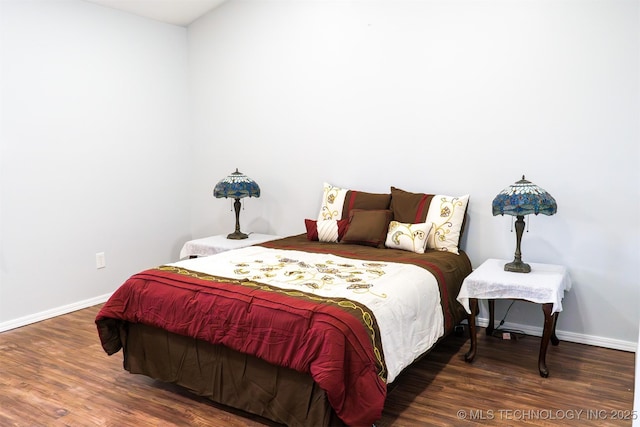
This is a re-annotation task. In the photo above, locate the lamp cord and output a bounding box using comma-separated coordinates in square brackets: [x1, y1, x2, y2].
[497, 300, 515, 329]
[491, 300, 526, 339]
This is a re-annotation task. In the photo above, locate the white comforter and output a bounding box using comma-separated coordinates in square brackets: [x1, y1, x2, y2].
[170, 246, 444, 383]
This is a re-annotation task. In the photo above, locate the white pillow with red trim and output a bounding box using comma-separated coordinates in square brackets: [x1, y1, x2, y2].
[317, 182, 348, 221]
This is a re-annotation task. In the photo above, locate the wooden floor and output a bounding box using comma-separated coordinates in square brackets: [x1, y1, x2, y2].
[0, 305, 635, 426]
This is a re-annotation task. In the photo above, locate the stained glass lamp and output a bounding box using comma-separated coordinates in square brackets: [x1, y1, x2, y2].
[213, 169, 261, 239]
[492, 176, 557, 273]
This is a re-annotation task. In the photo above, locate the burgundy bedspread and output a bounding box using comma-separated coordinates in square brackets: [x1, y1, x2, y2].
[96, 267, 385, 425]
[96, 234, 472, 426]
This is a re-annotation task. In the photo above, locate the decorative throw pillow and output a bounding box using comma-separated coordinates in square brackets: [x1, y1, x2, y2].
[425, 194, 470, 254]
[317, 182, 349, 221]
[317, 182, 391, 221]
[341, 209, 393, 248]
[389, 186, 434, 223]
[340, 190, 392, 219]
[304, 219, 349, 242]
[385, 221, 432, 254]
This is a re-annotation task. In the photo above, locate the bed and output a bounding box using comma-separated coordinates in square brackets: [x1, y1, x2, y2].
[96, 184, 472, 426]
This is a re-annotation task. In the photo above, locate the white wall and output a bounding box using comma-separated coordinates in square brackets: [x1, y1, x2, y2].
[0, 0, 637, 351]
[189, 0, 639, 348]
[0, 0, 191, 327]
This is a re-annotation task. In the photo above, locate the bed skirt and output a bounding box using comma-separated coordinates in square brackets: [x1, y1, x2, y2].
[121, 322, 344, 426]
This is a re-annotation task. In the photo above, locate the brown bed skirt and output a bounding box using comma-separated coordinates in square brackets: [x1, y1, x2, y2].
[121, 322, 344, 427]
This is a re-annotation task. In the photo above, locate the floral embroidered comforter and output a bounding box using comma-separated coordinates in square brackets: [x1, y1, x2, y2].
[96, 234, 472, 426]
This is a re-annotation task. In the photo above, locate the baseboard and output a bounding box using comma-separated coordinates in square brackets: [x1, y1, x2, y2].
[475, 317, 637, 353]
[0, 293, 113, 333]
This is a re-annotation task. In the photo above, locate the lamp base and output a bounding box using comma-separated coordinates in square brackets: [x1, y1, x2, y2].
[504, 260, 531, 273]
[227, 231, 248, 240]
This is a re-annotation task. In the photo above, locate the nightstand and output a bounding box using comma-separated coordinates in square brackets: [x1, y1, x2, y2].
[179, 233, 282, 259]
[457, 258, 572, 377]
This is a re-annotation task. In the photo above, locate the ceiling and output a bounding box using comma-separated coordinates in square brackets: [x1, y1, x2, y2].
[83, 0, 227, 27]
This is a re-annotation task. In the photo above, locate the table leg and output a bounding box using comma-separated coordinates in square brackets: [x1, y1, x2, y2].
[539, 303, 557, 378]
[464, 298, 478, 363]
[486, 299, 495, 336]
[551, 311, 560, 346]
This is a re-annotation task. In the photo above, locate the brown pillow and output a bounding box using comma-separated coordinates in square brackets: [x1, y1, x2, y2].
[341, 190, 391, 219]
[341, 209, 393, 248]
[389, 187, 434, 224]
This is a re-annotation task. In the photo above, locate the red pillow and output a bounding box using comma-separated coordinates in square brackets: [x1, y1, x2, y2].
[305, 219, 349, 242]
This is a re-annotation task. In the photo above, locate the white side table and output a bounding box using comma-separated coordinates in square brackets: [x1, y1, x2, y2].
[180, 233, 282, 259]
[457, 258, 572, 377]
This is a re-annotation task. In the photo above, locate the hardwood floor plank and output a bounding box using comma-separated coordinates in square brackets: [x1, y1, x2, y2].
[0, 305, 635, 426]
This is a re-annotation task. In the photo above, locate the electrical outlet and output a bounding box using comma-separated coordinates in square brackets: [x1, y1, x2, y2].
[96, 252, 106, 269]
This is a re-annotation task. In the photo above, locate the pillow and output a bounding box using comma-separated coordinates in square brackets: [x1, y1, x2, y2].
[385, 221, 432, 254]
[341, 209, 393, 248]
[304, 219, 349, 242]
[389, 186, 434, 223]
[318, 182, 349, 221]
[318, 182, 391, 221]
[425, 194, 470, 254]
[340, 190, 391, 219]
